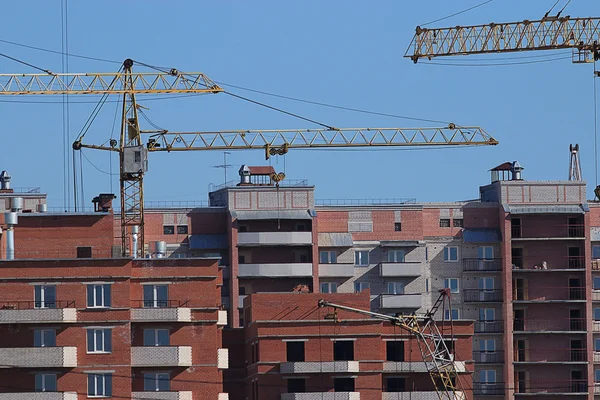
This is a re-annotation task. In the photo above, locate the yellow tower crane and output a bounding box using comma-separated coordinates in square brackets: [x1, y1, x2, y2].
[0, 59, 498, 257]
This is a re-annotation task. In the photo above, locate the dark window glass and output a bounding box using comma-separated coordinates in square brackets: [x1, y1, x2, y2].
[287, 379, 306, 393]
[77, 246, 92, 258]
[163, 225, 174, 235]
[439, 219, 451, 228]
[177, 225, 188, 234]
[386, 377, 405, 392]
[386, 341, 404, 361]
[333, 341, 354, 361]
[394, 222, 401, 231]
[334, 378, 355, 392]
[453, 219, 463, 228]
[287, 341, 305, 362]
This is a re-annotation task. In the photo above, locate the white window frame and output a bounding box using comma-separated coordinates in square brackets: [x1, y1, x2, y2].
[354, 281, 370, 293]
[143, 328, 170, 346]
[87, 284, 111, 308]
[354, 250, 369, 266]
[480, 370, 496, 384]
[444, 278, 460, 293]
[477, 246, 494, 260]
[87, 329, 112, 354]
[34, 285, 56, 309]
[34, 328, 56, 347]
[87, 373, 112, 397]
[320, 282, 338, 294]
[387, 282, 405, 295]
[388, 250, 406, 263]
[444, 308, 460, 320]
[35, 373, 57, 392]
[143, 284, 169, 308]
[443, 247, 459, 262]
[319, 251, 337, 264]
[594, 277, 600, 290]
[144, 372, 170, 391]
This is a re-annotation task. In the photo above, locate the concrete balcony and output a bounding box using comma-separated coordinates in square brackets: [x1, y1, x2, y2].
[595, 321, 600, 332]
[383, 361, 466, 373]
[218, 310, 228, 326]
[131, 346, 192, 367]
[218, 348, 229, 369]
[594, 352, 600, 363]
[0, 347, 77, 368]
[379, 262, 422, 278]
[0, 393, 78, 400]
[593, 291, 600, 301]
[379, 294, 421, 310]
[281, 393, 360, 400]
[131, 393, 192, 400]
[382, 392, 465, 400]
[280, 361, 360, 373]
[131, 307, 191, 322]
[463, 258, 502, 272]
[0, 304, 76, 324]
[238, 232, 312, 246]
[319, 263, 355, 278]
[238, 263, 312, 278]
[463, 289, 503, 303]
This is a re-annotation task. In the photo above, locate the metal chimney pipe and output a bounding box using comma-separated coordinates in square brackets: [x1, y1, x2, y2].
[131, 225, 139, 259]
[0, 171, 11, 190]
[5, 212, 17, 260]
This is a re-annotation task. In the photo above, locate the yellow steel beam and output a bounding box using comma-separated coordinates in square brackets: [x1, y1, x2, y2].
[406, 16, 600, 62]
[0, 71, 222, 95]
[147, 126, 498, 153]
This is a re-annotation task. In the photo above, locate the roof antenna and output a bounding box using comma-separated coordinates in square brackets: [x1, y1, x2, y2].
[568, 144, 582, 181]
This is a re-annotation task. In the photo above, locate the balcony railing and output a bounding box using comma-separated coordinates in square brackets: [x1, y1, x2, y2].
[0, 393, 77, 400]
[0, 347, 77, 368]
[511, 256, 584, 270]
[474, 320, 504, 333]
[463, 258, 502, 272]
[0, 300, 75, 310]
[0, 301, 77, 324]
[131, 393, 192, 400]
[378, 262, 422, 278]
[463, 289, 503, 302]
[281, 393, 360, 400]
[473, 383, 504, 396]
[513, 318, 585, 332]
[280, 361, 360, 374]
[514, 380, 587, 394]
[131, 346, 192, 367]
[513, 348, 587, 362]
[131, 300, 189, 308]
[472, 351, 504, 363]
[511, 224, 585, 239]
[513, 287, 585, 302]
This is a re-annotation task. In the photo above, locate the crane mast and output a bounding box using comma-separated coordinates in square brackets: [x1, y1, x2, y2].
[318, 289, 465, 400]
[406, 16, 600, 63]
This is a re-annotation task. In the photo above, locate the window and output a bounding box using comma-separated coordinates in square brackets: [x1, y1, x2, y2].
[479, 308, 495, 321]
[388, 250, 405, 263]
[319, 251, 337, 264]
[287, 378, 306, 393]
[34, 329, 56, 347]
[354, 250, 369, 266]
[77, 246, 92, 258]
[443, 247, 458, 261]
[320, 282, 338, 293]
[354, 281, 370, 293]
[385, 377, 405, 392]
[595, 308, 600, 321]
[238, 224, 248, 233]
[387, 282, 405, 295]
[386, 341, 404, 362]
[34, 285, 56, 309]
[480, 370, 496, 384]
[239, 286, 246, 295]
[134, 151, 141, 163]
[87, 284, 111, 308]
[35, 373, 57, 392]
[295, 223, 307, 232]
[394, 222, 402, 232]
[594, 277, 600, 290]
[593, 245, 600, 259]
[477, 246, 494, 260]
[163, 225, 174, 235]
[453, 218, 463, 228]
[595, 338, 600, 352]
[144, 329, 170, 346]
[479, 339, 496, 352]
[286, 341, 305, 362]
[425, 278, 429, 292]
[176, 225, 188, 235]
[444, 278, 460, 293]
[444, 308, 460, 320]
[144, 373, 170, 391]
[478, 277, 495, 291]
[334, 377, 355, 392]
[596, 369, 600, 383]
[143, 285, 168, 308]
[333, 340, 354, 361]
[87, 329, 112, 353]
[88, 373, 112, 397]
[439, 219, 451, 227]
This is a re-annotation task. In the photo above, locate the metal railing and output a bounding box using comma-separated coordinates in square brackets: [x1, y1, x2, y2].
[513, 287, 585, 301]
[144, 200, 210, 209]
[9, 249, 113, 260]
[0, 300, 75, 310]
[513, 318, 585, 332]
[511, 224, 585, 239]
[210, 179, 309, 191]
[463, 258, 502, 272]
[463, 289, 503, 302]
[515, 380, 587, 394]
[472, 351, 504, 363]
[511, 256, 584, 270]
[8, 187, 41, 194]
[315, 198, 416, 206]
[131, 300, 189, 308]
[473, 383, 504, 395]
[513, 348, 587, 362]
[474, 320, 504, 333]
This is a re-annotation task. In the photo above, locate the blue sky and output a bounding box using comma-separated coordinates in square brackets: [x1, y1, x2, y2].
[0, 1, 597, 208]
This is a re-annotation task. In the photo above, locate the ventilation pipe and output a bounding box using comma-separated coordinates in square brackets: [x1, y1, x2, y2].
[131, 225, 139, 259]
[153, 241, 166, 258]
[0, 171, 10, 190]
[4, 212, 17, 260]
[511, 161, 524, 180]
[239, 165, 251, 184]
